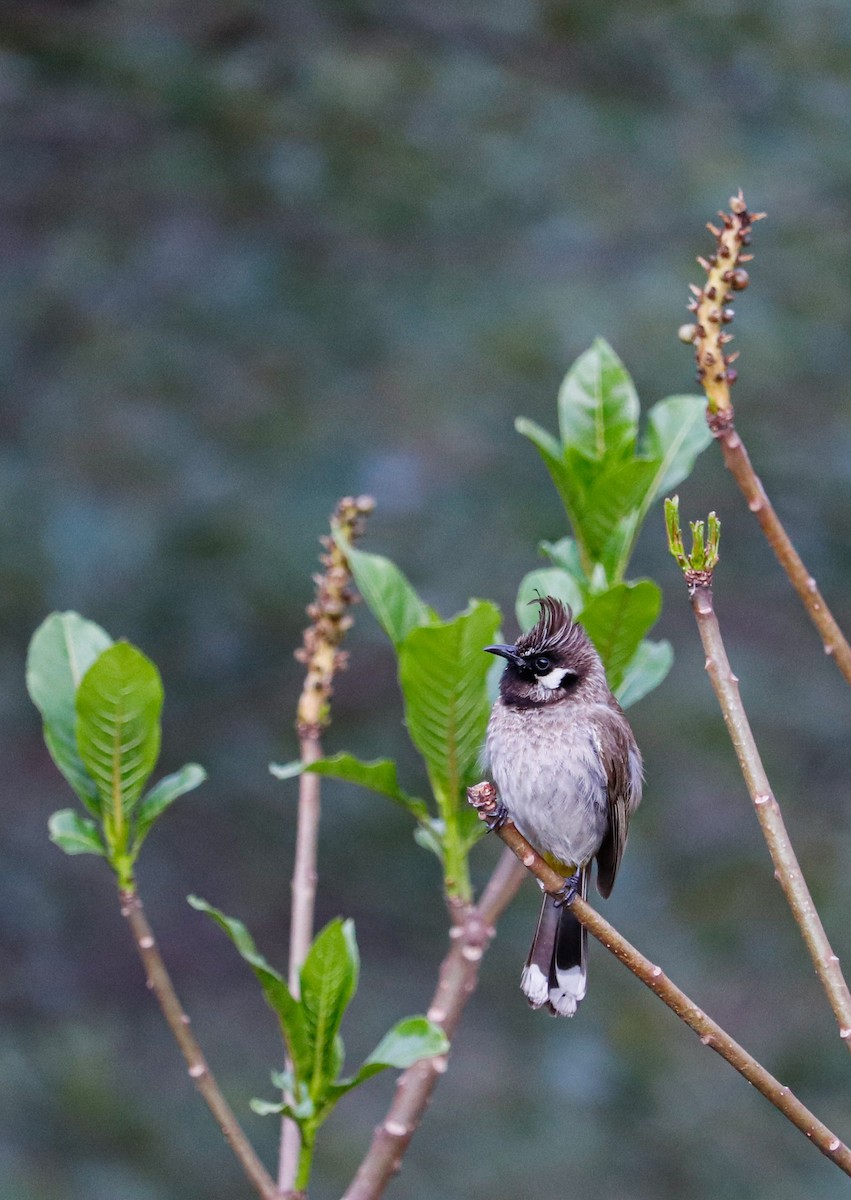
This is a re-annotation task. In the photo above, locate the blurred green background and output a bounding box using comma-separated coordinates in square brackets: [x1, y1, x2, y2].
[4, 1, 851, 1197]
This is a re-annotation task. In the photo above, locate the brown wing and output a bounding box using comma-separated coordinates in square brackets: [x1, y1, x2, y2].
[594, 707, 643, 899]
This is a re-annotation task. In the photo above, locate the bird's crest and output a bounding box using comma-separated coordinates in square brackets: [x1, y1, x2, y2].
[516, 596, 583, 657]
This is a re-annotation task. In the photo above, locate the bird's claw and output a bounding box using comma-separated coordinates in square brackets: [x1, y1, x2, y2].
[484, 802, 510, 832]
[552, 871, 581, 909]
[467, 781, 510, 831]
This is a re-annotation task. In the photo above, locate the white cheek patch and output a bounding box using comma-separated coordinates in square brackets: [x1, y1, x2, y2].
[537, 667, 571, 690]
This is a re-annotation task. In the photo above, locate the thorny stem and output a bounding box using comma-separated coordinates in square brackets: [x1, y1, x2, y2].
[341, 849, 525, 1200]
[119, 888, 284, 1200]
[467, 785, 851, 1178]
[688, 582, 851, 1049]
[279, 495, 375, 1194]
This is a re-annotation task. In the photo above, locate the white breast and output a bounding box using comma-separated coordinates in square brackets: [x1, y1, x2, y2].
[484, 702, 610, 871]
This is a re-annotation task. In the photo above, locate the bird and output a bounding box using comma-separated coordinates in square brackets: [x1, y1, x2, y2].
[482, 596, 642, 1016]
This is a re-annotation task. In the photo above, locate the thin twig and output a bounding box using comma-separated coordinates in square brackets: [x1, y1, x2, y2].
[280, 496, 375, 1192]
[476, 846, 528, 925]
[712, 419, 851, 685]
[466, 784, 851, 1178]
[341, 848, 524, 1200]
[119, 888, 284, 1200]
[288, 743, 322, 990]
[278, 736, 322, 1195]
[688, 580, 851, 1046]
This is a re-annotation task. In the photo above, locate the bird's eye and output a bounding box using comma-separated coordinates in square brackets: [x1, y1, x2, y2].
[533, 655, 551, 673]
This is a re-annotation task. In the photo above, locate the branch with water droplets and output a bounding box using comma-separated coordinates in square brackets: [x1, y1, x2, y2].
[467, 784, 851, 1177]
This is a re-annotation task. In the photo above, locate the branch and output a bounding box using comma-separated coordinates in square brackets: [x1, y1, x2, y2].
[666, 497, 851, 1048]
[688, 579, 851, 1046]
[466, 784, 851, 1178]
[712, 423, 851, 684]
[119, 888, 284, 1200]
[280, 495, 375, 1193]
[682, 192, 851, 685]
[341, 848, 525, 1200]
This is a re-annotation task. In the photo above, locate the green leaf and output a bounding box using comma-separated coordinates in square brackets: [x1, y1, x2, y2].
[413, 818, 446, 862]
[456, 799, 489, 854]
[188, 896, 312, 1083]
[250, 1098, 288, 1118]
[642, 395, 713, 504]
[398, 601, 501, 812]
[75, 643, 164, 851]
[515, 418, 585, 554]
[270, 1068, 294, 1093]
[557, 338, 639, 465]
[327, 1016, 449, 1101]
[26, 613, 113, 813]
[363, 1015, 449, 1070]
[300, 919, 359, 1102]
[579, 582, 662, 692]
[539, 537, 585, 576]
[515, 568, 585, 632]
[598, 510, 643, 586]
[334, 538, 432, 647]
[133, 763, 206, 851]
[572, 458, 659, 571]
[271, 754, 430, 823]
[254, 1073, 315, 1123]
[48, 809, 107, 857]
[269, 761, 303, 780]
[616, 639, 674, 709]
[513, 415, 563, 465]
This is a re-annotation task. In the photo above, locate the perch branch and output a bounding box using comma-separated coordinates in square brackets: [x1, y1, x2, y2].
[119, 888, 283, 1200]
[466, 784, 851, 1178]
[341, 848, 525, 1200]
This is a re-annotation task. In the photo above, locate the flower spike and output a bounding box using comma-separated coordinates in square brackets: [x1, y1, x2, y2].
[680, 191, 765, 423]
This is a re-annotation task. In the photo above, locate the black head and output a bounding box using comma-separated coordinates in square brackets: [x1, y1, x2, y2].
[485, 596, 608, 707]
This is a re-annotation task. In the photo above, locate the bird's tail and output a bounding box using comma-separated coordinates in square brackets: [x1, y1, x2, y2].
[520, 868, 588, 1017]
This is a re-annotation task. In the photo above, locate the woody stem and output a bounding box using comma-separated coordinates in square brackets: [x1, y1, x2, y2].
[468, 782, 851, 1178]
[688, 580, 851, 1047]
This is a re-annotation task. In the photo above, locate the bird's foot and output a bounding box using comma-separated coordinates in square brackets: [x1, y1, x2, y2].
[552, 871, 581, 909]
[483, 801, 510, 832]
[467, 781, 509, 830]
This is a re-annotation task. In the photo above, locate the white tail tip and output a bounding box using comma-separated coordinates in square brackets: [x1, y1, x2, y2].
[549, 964, 586, 1017]
[520, 964, 549, 1008]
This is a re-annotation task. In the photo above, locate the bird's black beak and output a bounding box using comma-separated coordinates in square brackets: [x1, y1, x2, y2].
[485, 644, 523, 667]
